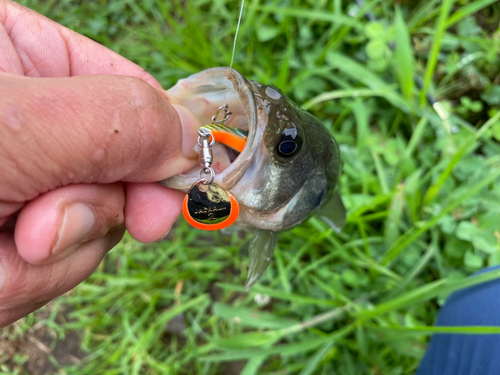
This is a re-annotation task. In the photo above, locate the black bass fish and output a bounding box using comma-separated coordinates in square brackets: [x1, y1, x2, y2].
[159, 68, 345, 288]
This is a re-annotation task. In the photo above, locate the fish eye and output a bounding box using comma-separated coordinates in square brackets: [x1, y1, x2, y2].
[276, 128, 303, 158]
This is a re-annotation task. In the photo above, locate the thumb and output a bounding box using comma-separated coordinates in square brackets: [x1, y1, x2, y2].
[0, 72, 201, 202]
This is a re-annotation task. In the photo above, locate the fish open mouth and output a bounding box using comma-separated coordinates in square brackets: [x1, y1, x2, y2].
[160, 68, 261, 192]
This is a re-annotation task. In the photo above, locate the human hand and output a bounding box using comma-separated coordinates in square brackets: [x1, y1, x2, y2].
[0, 0, 200, 326]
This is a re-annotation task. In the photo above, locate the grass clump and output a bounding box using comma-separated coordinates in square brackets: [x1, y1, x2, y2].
[4, 0, 500, 374]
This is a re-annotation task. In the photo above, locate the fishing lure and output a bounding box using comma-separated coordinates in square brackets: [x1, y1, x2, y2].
[182, 105, 244, 231]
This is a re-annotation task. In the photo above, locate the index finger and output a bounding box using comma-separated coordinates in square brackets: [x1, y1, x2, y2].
[0, 0, 161, 86]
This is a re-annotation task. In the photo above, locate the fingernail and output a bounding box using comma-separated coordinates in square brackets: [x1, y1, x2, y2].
[51, 203, 96, 256]
[171, 103, 201, 159]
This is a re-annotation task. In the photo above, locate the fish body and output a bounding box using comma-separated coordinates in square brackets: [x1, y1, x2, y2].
[160, 68, 345, 287]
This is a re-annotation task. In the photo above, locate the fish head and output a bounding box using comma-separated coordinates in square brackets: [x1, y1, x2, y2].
[161, 67, 342, 232]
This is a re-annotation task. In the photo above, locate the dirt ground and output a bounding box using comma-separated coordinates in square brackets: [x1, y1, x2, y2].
[0, 302, 86, 375]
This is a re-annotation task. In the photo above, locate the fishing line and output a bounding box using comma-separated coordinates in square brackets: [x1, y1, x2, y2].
[223, 0, 245, 105]
[182, 0, 247, 232]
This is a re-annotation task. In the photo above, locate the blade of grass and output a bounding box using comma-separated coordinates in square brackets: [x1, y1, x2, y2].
[371, 150, 390, 194]
[407, 0, 441, 30]
[371, 325, 500, 335]
[213, 303, 297, 330]
[298, 343, 334, 375]
[419, 0, 454, 106]
[445, 0, 498, 28]
[357, 267, 500, 322]
[217, 283, 337, 307]
[274, 247, 292, 294]
[394, 6, 414, 99]
[201, 326, 353, 362]
[402, 117, 428, 160]
[384, 229, 438, 300]
[302, 87, 397, 110]
[255, 5, 364, 30]
[241, 355, 267, 375]
[326, 52, 412, 113]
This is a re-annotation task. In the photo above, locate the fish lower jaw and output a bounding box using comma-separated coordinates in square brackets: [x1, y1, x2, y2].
[236, 206, 291, 232]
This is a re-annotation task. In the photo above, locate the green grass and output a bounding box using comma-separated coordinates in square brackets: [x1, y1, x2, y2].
[4, 0, 500, 374]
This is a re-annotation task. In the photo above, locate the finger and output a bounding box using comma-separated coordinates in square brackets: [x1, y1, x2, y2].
[125, 182, 185, 243]
[1, 0, 161, 85]
[0, 73, 199, 203]
[15, 183, 125, 264]
[0, 229, 124, 327]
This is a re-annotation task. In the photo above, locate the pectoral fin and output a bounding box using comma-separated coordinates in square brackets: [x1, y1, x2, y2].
[318, 192, 346, 233]
[244, 229, 276, 290]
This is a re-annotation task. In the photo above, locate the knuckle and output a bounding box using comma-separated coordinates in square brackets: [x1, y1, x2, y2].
[123, 76, 170, 135]
[115, 77, 177, 174]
